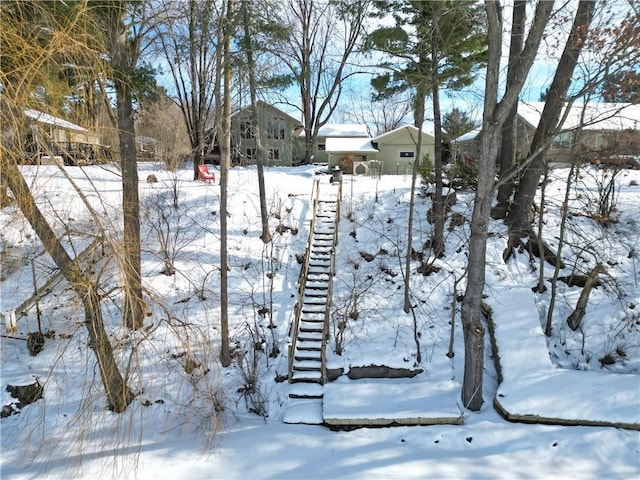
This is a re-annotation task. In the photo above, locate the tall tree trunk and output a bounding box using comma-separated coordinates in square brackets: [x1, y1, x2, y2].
[218, 0, 234, 367]
[403, 88, 426, 313]
[242, 2, 272, 244]
[506, 0, 596, 238]
[460, 0, 554, 411]
[493, 0, 526, 219]
[430, 50, 445, 258]
[116, 82, 145, 330]
[2, 156, 133, 412]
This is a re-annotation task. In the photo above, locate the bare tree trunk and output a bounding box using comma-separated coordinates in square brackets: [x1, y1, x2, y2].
[2, 157, 133, 412]
[403, 89, 426, 313]
[116, 82, 145, 330]
[430, 50, 445, 259]
[506, 0, 595, 238]
[567, 263, 604, 330]
[242, 2, 272, 244]
[218, 0, 234, 367]
[493, 0, 526, 219]
[460, 0, 554, 411]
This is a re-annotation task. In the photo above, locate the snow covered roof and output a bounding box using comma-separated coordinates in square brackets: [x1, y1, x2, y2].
[308, 124, 370, 138]
[372, 124, 435, 142]
[454, 127, 481, 143]
[518, 102, 640, 131]
[454, 102, 640, 144]
[24, 109, 87, 132]
[325, 137, 378, 153]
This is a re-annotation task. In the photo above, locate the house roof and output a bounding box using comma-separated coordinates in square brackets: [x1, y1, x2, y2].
[310, 124, 370, 138]
[455, 102, 640, 143]
[373, 125, 435, 143]
[455, 127, 481, 143]
[519, 102, 640, 131]
[25, 109, 87, 132]
[232, 100, 302, 127]
[325, 137, 378, 153]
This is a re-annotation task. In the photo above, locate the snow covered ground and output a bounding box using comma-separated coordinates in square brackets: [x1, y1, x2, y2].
[1, 162, 639, 479]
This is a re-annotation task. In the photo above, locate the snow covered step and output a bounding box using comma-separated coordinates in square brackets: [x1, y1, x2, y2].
[310, 246, 333, 254]
[307, 273, 330, 281]
[297, 331, 324, 342]
[299, 323, 324, 334]
[308, 257, 332, 265]
[307, 266, 331, 275]
[293, 348, 322, 361]
[294, 346, 321, 357]
[302, 296, 327, 305]
[304, 283, 329, 291]
[283, 398, 323, 424]
[291, 369, 323, 383]
[289, 383, 324, 399]
[304, 290, 328, 297]
[296, 339, 322, 351]
[293, 359, 322, 371]
[300, 312, 325, 322]
[301, 305, 326, 315]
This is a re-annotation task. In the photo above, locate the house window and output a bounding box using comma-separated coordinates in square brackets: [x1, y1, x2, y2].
[554, 132, 571, 148]
[269, 148, 280, 160]
[240, 121, 254, 139]
[246, 148, 256, 160]
[317, 143, 326, 151]
[399, 151, 415, 158]
[267, 118, 286, 139]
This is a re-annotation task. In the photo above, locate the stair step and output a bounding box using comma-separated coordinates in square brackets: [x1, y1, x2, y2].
[289, 383, 324, 399]
[302, 306, 326, 315]
[300, 324, 323, 334]
[307, 273, 330, 281]
[293, 359, 322, 370]
[294, 350, 321, 361]
[296, 339, 322, 351]
[291, 370, 323, 382]
[301, 312, 325, 322]
[298, 331, 323, 342]
[304, 284, 328, 292]
[303, 297, 327, 305]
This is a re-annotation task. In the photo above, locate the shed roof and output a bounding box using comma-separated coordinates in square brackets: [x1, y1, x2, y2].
[311, 124, 370, 138]
[325, 137, 378, 153]
[25, 109, 87, 132]
[373, 125, 435, 143]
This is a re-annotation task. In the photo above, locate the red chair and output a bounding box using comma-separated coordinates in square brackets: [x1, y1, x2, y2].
[198, 164, 216, 183]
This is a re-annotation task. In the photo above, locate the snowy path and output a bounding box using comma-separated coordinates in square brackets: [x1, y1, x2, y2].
[489, 286, 640, 430]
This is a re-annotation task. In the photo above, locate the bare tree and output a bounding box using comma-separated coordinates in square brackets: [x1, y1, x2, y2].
[264, 0, 370, 163]
[492, 0, 526, 219]
[506, 0, 596, 243]
[241, 1, 272, 244]
[155, 0, 220, 180]
[0, 0, 133, 412]
[216, 0, 235, 367]
[461, 0, 554, 411]
[99, 1, 159, 329]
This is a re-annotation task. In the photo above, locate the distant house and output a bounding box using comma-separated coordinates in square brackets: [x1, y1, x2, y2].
[308, 123, 370, 166]
[24, 109, 102, 165]
[217, 102, 438, 174]
[371, 126, 436, 175]
[230, 101, 304, 166]
[455, 102, 640, 167]
[325, 125, 436, 176]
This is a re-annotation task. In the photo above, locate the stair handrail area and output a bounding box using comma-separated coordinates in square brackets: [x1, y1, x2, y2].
[288, 179, 321, 382]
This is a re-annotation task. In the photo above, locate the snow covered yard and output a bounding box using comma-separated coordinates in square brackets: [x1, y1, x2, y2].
[1, 162, 639, 479]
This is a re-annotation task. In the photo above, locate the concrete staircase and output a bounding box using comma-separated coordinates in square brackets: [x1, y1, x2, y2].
[284, 185, 340, 424]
